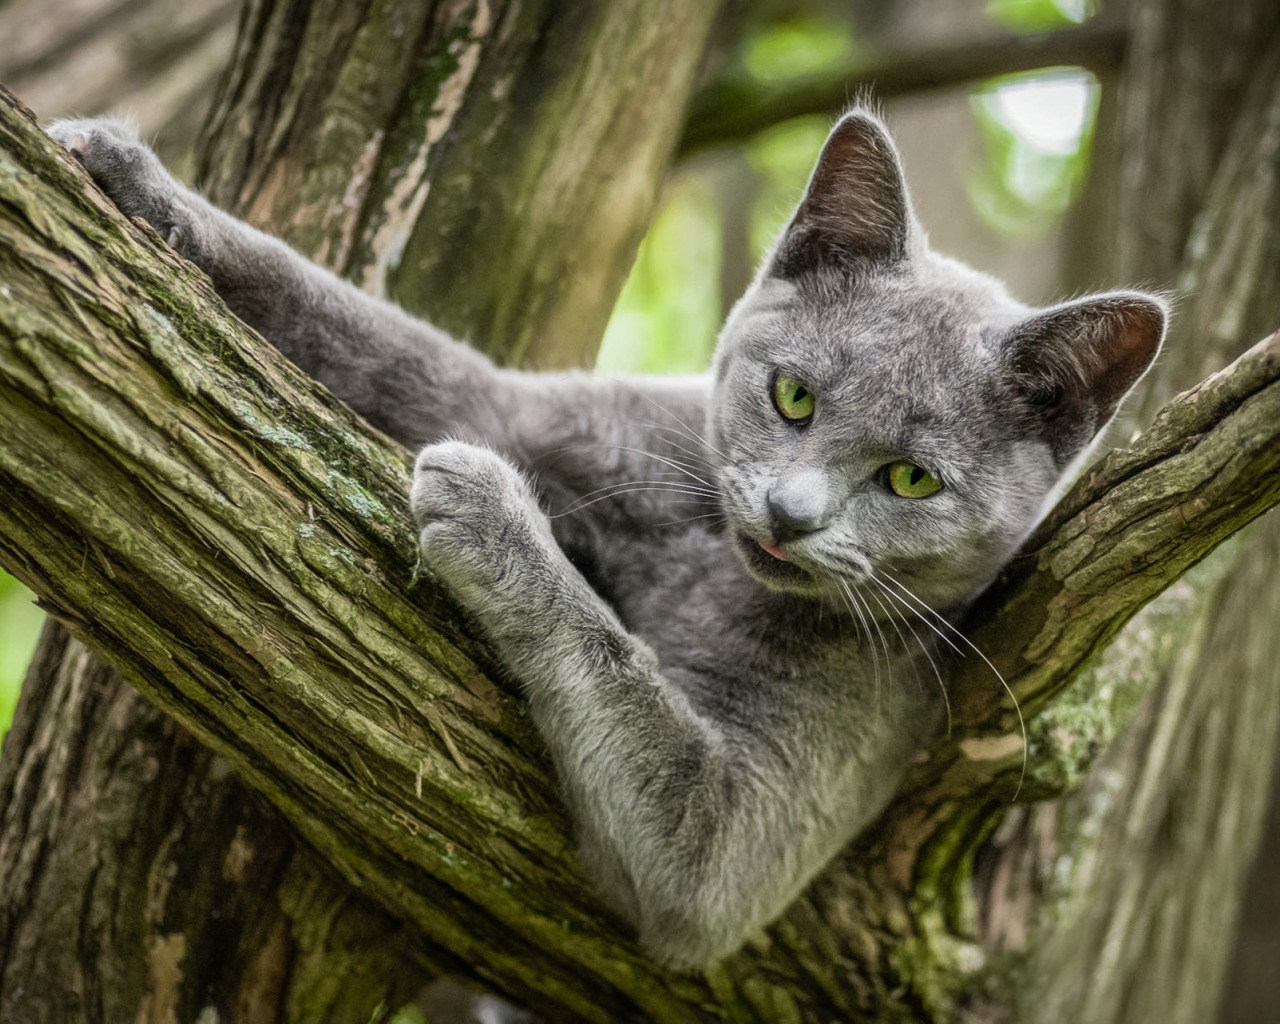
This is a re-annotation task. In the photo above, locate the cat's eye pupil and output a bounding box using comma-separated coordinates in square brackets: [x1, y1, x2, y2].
[773, 373, 815, 422]
[886, 460, 942, 499]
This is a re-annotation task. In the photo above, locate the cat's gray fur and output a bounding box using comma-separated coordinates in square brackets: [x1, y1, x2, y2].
[47, 111, 1165, 968]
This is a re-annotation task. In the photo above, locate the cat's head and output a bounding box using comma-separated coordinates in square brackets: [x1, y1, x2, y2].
[709, 109, 1166, 612]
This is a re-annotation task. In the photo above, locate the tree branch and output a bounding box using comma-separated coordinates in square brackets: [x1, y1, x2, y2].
[1003, 329, 1280, 709]
[891, 329, 1280, 807]
[2, 78, 1277, 1019]
[679, 20, 1128, 156]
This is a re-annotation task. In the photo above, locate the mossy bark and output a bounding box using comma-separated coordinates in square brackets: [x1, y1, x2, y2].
[3, 0, 1279, 1018]
[2, 32, 1280, 1015]
[978, 2, 1280, 1021]
[0, 623, 431, 1024]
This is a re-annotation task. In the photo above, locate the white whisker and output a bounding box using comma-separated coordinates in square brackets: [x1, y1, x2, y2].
[868, 580, 952, 735]
[873, 574, 965, 657]
[635, 421, 721, 467]
[537, 438, 715, 490]
[875, 570, 1026, 799]
[625, 389, 729, 462]
[550, 481, 718, 518]
[855, 581, 897, 710]
[654, 511, 728, 528]
[566, 476, 717, 504]
[838, 579, 882, 711]
[862, 584, 918, 685]
[598, 443, 715, 489]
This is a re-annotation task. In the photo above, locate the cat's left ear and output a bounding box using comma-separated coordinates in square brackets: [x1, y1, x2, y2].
[1006, 291, 1167, 461]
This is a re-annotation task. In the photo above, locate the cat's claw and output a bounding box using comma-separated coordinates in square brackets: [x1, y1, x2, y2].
[57, 129, 91, 162]
[47, 116, 137, 158]
[46, 117, 188, 252]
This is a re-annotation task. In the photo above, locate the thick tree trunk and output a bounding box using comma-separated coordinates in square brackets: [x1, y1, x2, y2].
[197, 0, 720, 370]
[0, 622, 431, 1024]
[0, 6, 434, 1003]
[0, 69, 1278, 1022]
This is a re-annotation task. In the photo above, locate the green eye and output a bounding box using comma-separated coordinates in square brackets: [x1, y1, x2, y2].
[773, 374, 815, 421]
[887, 461, 943, 498]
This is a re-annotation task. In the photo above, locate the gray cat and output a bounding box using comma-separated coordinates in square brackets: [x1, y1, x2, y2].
[48, 110, 1165, 968]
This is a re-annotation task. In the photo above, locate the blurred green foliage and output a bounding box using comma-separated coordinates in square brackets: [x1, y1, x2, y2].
[389, 1004, 428, 1024]
[596, 15, 849, 379]
[595, 115, 832, 378]
[976, 0, 1103, 237]
[0, 570, 41, 744]
[745, 117, 833, 258]
[986, 0, 1097, 30]
[741, 14, 856, 82]
[596, 173, 724, 376]
[969, 68, 1099, 237]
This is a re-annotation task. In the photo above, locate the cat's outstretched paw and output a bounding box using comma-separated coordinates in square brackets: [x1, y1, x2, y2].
[46, 118, 189, 251]
[411, 441, 554, 607]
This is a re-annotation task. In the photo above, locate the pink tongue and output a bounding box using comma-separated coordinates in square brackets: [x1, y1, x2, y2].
[759, 541, 789, 561]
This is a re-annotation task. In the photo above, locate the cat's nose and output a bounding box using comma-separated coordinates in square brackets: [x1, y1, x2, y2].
[767, 470, 828, 543]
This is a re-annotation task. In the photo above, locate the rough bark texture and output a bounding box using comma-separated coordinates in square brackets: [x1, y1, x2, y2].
[197, 0, 720, 371]
[0, 7, 444, 994]
[4, 0, 1280, 1020]
[1223, 737, 1280, 1024]
[0, 623, 431, 1024]
[991, 3, 1280, 1022]
[2, 57, 1279, 1019]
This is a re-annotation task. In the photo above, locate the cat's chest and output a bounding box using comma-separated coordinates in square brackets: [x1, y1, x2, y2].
[595, 528, 762, 648]
[587, 528, 909, 719]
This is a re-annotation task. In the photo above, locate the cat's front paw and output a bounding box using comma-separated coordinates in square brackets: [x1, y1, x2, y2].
[46, 118, 189, 252]
[411, 441, 553, 607]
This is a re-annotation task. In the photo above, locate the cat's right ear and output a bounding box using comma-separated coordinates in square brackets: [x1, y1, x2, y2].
[1006, 291, 1167, 462]
[769, 110, 914, 279]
